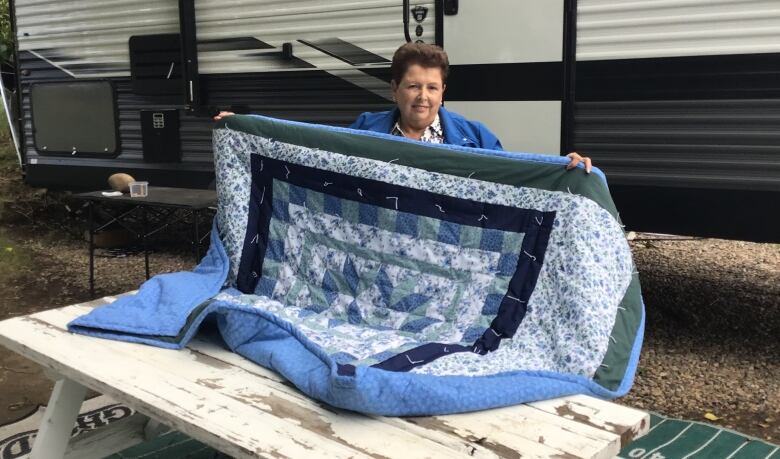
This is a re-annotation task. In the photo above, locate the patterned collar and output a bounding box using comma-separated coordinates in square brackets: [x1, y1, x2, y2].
[391, 114, 444, 144]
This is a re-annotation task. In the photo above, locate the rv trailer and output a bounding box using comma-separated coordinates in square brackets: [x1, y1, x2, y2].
[4, 0, 779, 241]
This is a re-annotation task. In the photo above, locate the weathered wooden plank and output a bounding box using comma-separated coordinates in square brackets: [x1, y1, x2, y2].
[529, 394, 650, 448]
[0, 316, 377, 459]
[407, 403, 622, 459]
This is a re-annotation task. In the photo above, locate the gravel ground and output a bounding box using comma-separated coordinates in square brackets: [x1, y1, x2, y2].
[620, 236, 779, 441]
[0, 152, 777, 442]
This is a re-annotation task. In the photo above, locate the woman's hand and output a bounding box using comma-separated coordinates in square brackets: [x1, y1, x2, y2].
[565, 152, 592, 174]
[213, 111, 235, 121]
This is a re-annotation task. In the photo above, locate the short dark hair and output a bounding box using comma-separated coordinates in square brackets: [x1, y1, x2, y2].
[391, 42, 449, 85]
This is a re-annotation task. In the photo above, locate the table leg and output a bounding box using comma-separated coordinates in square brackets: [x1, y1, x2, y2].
[141, 206, 150, 279]
[193, 210, 201, 263]
[88, 201, 95, 298]
[29, 377, 88, 459]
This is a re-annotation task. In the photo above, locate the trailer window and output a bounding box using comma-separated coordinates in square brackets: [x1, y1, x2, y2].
[30, 81, 118, 157]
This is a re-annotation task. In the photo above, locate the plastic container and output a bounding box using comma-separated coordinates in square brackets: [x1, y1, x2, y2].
[129, 181, 149, 197]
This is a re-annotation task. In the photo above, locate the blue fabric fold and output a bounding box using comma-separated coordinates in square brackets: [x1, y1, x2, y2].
[68, 221, 228, 339]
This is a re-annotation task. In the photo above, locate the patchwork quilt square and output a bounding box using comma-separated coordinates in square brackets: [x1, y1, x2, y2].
[236, 155, 554, 373]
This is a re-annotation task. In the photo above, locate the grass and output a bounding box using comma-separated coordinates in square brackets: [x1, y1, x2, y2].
[0, 105, 17, 163]
[0, 230, 30, 278]
[0, 105, 25, 222]
[0, 107, 32, 279]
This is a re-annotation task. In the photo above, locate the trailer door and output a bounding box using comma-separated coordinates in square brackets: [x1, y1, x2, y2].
[442, 0, 571, 155]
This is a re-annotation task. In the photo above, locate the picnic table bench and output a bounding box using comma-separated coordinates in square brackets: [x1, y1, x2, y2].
[0, 295, 649, 459]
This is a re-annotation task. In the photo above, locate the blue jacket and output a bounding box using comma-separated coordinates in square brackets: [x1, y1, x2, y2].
[349, 106, 503, 150]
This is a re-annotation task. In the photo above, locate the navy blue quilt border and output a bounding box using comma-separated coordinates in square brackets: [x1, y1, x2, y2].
[236, 154, 555, 374]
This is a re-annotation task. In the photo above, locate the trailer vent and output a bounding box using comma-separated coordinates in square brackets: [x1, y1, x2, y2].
[129, 34, 183, 96]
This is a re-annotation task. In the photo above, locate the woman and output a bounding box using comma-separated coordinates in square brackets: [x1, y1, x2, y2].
[214, 42, 592, 172]
[350, 42, 500, 150]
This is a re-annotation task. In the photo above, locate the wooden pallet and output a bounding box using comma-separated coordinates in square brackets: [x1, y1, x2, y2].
[0, 296, 649, 459]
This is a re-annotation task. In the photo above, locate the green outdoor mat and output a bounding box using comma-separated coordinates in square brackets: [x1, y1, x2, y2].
[109, 413, 778, 459]
[618, 413, 778, 459]
[104, 431, 229, 459]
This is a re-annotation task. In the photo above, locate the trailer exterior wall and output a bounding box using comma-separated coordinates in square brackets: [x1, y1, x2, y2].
[12, 0, 779, 240]
[574, 0, 780, 240]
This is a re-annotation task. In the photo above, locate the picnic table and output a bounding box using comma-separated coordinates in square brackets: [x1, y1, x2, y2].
[0, 295, 649, 459]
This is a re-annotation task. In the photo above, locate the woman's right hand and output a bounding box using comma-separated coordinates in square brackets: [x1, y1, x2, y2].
[213, 111, 235, 121]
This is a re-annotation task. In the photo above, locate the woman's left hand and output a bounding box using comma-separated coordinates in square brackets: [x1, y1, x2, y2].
[213, 111, 235, 121]
[565, 152, 592, 174]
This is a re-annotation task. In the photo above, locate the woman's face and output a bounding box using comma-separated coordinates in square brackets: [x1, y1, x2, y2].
[391, 64, 445, 131]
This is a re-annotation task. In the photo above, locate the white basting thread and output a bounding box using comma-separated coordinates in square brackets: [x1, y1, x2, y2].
[443, 347, 449, 352]
[467, 172, 476, 178]
[473, 346, 480, 353]
[259, 159, 263, 171]
[388, 158, 400, 164]
[600, 364, 609, 369]
[567, 186, 573, 194]
[506, 295, 525, 303]
[478, 214, 488, 222]
[323, 181, 333, 187]
[535, 216, 543, 225]
[633, 271, 640, 275]
[523, 250, 537, 261]
[386, 196, 399, 209]
[357, 188, 363, 197]
[166, 62, 175, 79]
[617, 306, 626, 311]
[435, 204, 445, 213]
[609, 335, 617, 344]
[405, 355, 423, 365]
[251, 234, 260, 244]
[490, 328, 501, 337]
[284, 165, 290, 179]
[259, 186, 266, 204]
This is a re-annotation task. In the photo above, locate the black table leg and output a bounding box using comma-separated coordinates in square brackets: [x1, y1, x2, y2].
[141, 206, 150, 279]
[193, 210, 201, 263]
[88, 201, 95, 298]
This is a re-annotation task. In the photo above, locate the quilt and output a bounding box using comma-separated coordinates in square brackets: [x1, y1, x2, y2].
[69, 115, 645, 416]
